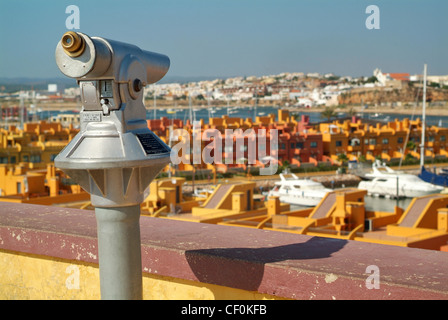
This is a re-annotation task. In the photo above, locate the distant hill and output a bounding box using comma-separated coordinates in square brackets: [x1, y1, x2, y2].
[0, 75, 227, 93]
[0, 77, 77, 93]
[159, 75, 227, 84]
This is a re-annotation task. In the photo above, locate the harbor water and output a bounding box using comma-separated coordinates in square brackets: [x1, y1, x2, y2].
[146, 106, 448, 128]
[142, 105, 448, 128]
[363, 195, 413, 212]
[34, 104, 448, 128]
[290, 192, 414, 213]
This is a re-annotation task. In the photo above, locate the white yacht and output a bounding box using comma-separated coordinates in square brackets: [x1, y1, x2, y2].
[268, 173, 332, 206]
[358, 161, 443, 198]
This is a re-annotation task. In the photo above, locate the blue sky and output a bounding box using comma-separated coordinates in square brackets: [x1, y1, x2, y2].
[0, 0, 447, 79]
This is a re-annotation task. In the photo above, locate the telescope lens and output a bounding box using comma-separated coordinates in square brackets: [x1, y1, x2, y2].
[61, 31, 85, 57]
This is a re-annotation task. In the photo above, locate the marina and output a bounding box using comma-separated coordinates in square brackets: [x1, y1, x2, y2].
[1, 106, 448, 251]
[0, 156, 446, 251]
[157, 106, 448, 128]
[8, 103, 448, 129]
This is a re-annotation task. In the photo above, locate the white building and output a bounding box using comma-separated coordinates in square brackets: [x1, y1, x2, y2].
[295, 98, 313, 107]
[373, 68, 387, 86]
[373, 68, 409, 88]
[48, 84, 58, 92]
[64, 87, 80, 97]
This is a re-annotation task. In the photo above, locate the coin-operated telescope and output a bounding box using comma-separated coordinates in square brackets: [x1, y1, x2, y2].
[55, 31, 171, 300]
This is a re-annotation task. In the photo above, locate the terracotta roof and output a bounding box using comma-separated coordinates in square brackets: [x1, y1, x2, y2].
[389, 73, 410, 81]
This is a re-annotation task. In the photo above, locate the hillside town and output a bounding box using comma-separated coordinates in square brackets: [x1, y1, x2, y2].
[1, 69, 448, 112]
[142, 69, 448, 108]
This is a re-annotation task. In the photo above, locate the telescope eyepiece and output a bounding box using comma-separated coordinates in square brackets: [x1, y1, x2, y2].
[61, 31, 85, 57]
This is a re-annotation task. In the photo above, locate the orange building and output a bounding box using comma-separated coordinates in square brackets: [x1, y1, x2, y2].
[148, 110, 328, 174]
[316, 117, 448, 163]
[149, 111, 448, 173]
[0, 163, 85, 202]
[0, 121, 77, 166]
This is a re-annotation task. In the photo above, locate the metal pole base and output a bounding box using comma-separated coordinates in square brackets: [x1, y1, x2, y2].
[95, 205, 143, 300]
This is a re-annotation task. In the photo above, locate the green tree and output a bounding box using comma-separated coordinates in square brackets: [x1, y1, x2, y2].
[320, 107, 336, 121]
[347, 107, 357, 117]
[365, 76, 378, 84]
[406, 141, 416, 151]
[337, 153, 349, 163]
[278, 160, 290, 173]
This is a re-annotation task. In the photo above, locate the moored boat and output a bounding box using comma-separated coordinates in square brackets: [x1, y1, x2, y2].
[268, 173, 332, 206]
[358, 161, 443, 198]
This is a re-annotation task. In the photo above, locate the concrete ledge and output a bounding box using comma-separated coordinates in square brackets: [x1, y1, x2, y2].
[1, 202, 448, 300]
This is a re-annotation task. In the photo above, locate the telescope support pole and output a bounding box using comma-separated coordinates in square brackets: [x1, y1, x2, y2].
[95, 205, 143, 300]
